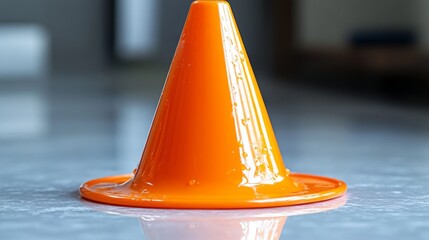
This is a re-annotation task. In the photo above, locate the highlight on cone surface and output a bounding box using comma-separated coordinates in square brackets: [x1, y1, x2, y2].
[80, 0, 347, 209]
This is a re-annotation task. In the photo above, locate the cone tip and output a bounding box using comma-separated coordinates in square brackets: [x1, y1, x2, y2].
[193, 0, 228, 4]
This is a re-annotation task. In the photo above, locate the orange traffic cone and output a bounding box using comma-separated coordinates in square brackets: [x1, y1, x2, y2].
[80, 0, 346, 209]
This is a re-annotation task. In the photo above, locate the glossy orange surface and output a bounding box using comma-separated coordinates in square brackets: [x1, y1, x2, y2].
[80, 0, 347, 209]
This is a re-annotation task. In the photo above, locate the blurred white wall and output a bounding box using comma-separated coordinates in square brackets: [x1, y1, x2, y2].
[0, 24, 48, 138]
[116, 0, 160, 60]
[0, 24, 49, 77]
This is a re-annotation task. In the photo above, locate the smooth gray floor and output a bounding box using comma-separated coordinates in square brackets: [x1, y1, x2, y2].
[1, 73, 429, 240]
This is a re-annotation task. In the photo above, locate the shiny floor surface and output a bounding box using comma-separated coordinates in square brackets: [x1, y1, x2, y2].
[1, 73, 429, 239]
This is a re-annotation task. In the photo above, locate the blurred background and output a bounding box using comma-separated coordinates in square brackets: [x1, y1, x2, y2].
[1, 0, 428, 161]
[1, 0, 429, 239]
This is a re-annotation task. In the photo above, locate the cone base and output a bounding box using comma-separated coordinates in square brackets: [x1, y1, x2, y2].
[80, 172, 347, 209]
[81, 195, 347, 218]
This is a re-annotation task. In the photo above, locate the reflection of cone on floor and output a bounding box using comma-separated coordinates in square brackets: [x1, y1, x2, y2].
[140, 217, 287, 240]
[82, 196, 347, 240]
[80, 0, 346, 209]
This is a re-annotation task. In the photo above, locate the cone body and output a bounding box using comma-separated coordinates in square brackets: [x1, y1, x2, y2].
[80, 0, 347, 209]
[130, 0, 301, 199]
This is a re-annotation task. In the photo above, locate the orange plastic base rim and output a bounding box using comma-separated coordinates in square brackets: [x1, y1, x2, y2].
[80, 173, 347, 209]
